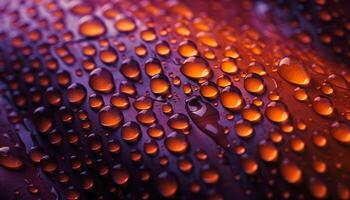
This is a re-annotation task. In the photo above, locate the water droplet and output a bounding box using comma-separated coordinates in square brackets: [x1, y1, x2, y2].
[120, 59, 141, 81]
[137, 110, 157, 126]
[331, 122, 350, 144]
[200, 82, 219, 100]
[79, 17, 106, 37]
[220, 86, 244, 112]
[201, 165, 220, 184]
[89, 68, 115, 93]
[293, 87, 308, 101]
[121, 121, 141, 143]
[33, 107, 52, 134]
[241, 155, 259, 175]
[66, 83, 87, 105]
[278, 57, 310, 86]
[197, 32, 218, 47]
[114, 17, 136, 33]
[0, 147, 24, 170]
[167, 113, 190, 131]
[258, 140, 278, 162]
[133, 96, 153, 110]
[156, 172, 178, 197]
[99, 106, 123, 129]
[265, 101, 289, 123]
[88, 94, 104, 110]
[242, 104, 262, 123]
[178, 40, 198, 57]
[247, 62, 266, 76]
[280, 159, 302, 184]
[221, 58, 238, 74]
[312, 96, 334, 116]
[165, 132, 188, 154]
[309, 178, 328, 199]
[235, 120, 254, 139]
[111, 164, 130, 185]
[150, 75, 170, 95]
[181, 56, 211, 81]
[155, 41, 171, 56]
[99, 49, 118, 64]
[110, 93, 129, 109]
[71, 3, 94, 15]
[140, 28, 157, 42]
[145, 58, 163, 77]
[244, 73, 265, 95]
[147, 125, 165, 139]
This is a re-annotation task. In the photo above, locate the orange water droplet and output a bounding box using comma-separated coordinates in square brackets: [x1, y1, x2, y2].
[293, 87, 308, 101]
[150, 75, 170, 95]
[147, 125, 165, 139]
[290, 136, 305, 153]
[121, 122, 141, 143]
[327, 73, 348, 90]
[280, 160, 303, 184]
[235, 120, 254, 138]
[135, 45, 148, 57]
[167, 113, 190, 131]
[0, 147, 24, 170]
[265, 101, 289, 123]
[133, 96, 153, 111]
[99, 106, 123, 129]
[145, 58, 163, 77]
[221, 58, 238, 74]
[114, 17, 136, 33]
[278, 57, 310, 86]
[110, 93, 129, 109]
[312, 96, 334, 116]
[200, 82, 219, 100]
[120, 59, 141, 81]
[247, 62, 266, 76]
[197, 32, 218, 47]
[111, 164, 130, 185]
[178, 40, 198, 57]
[71, 3, 94, 15]
[119, 81, 137, 96]
[201, 165, 220, 184]
[140, 28, 157, 42]
[216, 75, 232, 88]
[155, 41, 171, 56]
[89, 68, 115, 93]
[174, 23, 191, 36]
[244, 73, 265, 95]
[312, 157, 327, 173]
[66, 83, 86, 105]
[258, 140, 278, 162]
[337, 184, 350, 200]
[156, 172, 178, 197]
[34, 107, 52, 133]
[88, 94, 104, 110]
[242, 105, 262, 123]
[165, 132, 188, 154]
[220, 86, 244, 112]
[144, 141, 159, 156]
[79, 17, 106, 37]
[137, 110, 157, 125]
[331, 122, 350, 144]
[99, 49, 118, 64]
[181, 56, 211, 81]
[309, 178, 328, 199]
[241, 155, 259, 175]
[312, 132, 327, 148]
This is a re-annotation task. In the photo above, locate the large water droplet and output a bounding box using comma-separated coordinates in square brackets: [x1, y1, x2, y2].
[278, 57, 310, 86]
